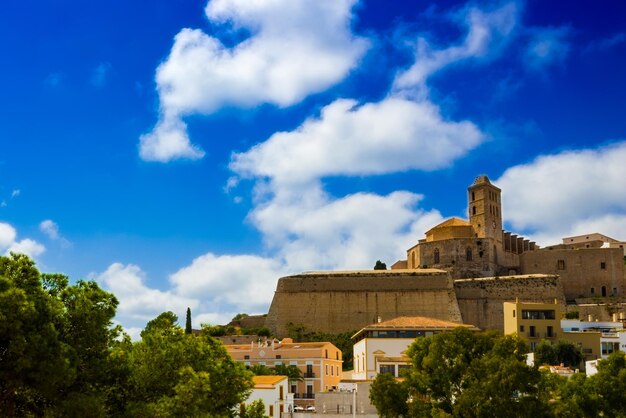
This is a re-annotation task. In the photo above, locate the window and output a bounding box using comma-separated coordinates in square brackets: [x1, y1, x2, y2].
[472, 192, 475, 201]
[513, 309, 516, 318]
[557, 259, 566, 270]
[291, 384, 296, 394]
[521, 310, 556, 319]
[379, 365, 395, 375]
[325, 349, 328, 358]
[244, 355, 250, 360]
[280, 386, 284, 400]
[601, 262, 606, 269]
[547, 326, 554, 338]
[591, 287, 595, 295]
[325, 365, 328, 375]
[519, 325, 524, 332]
[276, 355, 281, 359]
[472, 206, 476, 215]
[434, 248, 440, 264]
[529, 326, 536, 337]
[602, 286, 607, 297]
[466, 248, 473, 262]
[269, 405, 274, 416]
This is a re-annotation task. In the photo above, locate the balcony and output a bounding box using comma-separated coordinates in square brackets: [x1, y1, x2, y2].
[303, 372, 316, 378]
[294, 393, 315, 399]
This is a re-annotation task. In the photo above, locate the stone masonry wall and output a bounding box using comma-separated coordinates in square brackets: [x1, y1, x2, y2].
[265, 270, 462, 336]
[454, 274, 565, 331]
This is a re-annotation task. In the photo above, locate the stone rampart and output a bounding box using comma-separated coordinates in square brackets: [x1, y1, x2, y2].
[265, 270, 462, 336]
[454, 274, 565, 331]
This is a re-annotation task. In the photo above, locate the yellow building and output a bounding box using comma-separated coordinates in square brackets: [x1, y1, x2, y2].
[503, 299, 601, 364]
[225, 338, 342, 408]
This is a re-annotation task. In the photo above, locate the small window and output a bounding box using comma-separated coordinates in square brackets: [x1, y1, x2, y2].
[601, 262, 606, 269]
[472, 206, 476, 215]
[513, 309, 516, 318]
[547, 326, 554, 338]
[325, 349, 328, 358]
[466, 248, 473, 262]
[276, 355, 281, 359]
[434, 248, 440, 264]
[613, 287, 617, 295]
[529, 326, 536, 337]
[244, 355, 250, 360]
[472, 191, 475, 201]
[591, 287, 595, 295]
[519, 325, 524, 332]
[602, 286, 607, 297]
[557, 259, 565, 270]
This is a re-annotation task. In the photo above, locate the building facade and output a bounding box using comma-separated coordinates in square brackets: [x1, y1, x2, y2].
[245, 376, 293, 418]
[225, 338, 342, 408]
[351, 316, 479, 380]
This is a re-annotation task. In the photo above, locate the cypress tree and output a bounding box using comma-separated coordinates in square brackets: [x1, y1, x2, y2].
[185, 307, 192, 334]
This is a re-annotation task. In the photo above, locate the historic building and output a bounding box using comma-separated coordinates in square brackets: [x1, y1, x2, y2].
[400, 175, 626, 301]
[263, 175, 626, 336]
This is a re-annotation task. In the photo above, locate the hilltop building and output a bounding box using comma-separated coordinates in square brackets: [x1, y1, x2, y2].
[264, 176, 626, 336]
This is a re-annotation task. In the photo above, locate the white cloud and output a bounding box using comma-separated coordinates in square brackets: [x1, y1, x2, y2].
[139, 117, 205, 162]
[0, 222, 45, 258]
[393, 2, 518, 97]
[94, 263, 197, 326]
[11, 189, 20, 198]
[140, 0, 368, 162]
[250, 186, 443, 272]
[524, 26, 570, 70]
[231, 98, 484, 187]
[39, 220, 60, 240]
[170, 253, 287, 314]
[496, 141, 626, 245]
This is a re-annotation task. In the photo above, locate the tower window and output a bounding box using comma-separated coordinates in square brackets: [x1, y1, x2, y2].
[434, 248, 440, 264]
[466, 248, 473, 261]
[601, 262, 606, 269]
[472, 206, 476, 215]
[472, 192, 475, 201]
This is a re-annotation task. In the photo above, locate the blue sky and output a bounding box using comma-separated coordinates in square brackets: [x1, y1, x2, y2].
[2, 0, 625, 336]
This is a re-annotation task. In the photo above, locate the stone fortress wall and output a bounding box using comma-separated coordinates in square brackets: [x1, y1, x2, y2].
[265, 270, 462, 336]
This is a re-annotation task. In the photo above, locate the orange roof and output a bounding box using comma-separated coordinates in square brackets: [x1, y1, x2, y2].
[369, 316, 474, 329]
[253, 375, 287, 388]
[352, 316, 479, 339]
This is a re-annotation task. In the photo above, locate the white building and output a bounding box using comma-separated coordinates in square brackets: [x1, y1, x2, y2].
[245, 375, 293, 418]
[351, 316, 479, 380]
[561, 319, 626, 358]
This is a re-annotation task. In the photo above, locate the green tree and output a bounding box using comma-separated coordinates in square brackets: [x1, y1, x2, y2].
[0, 254, 123, 417]
[534, 339, 583, 368]
[240, 399, 268, 418]
[126, 314, 253, 417]
[369, 373, 409, 417]
[384, 328, 554, 417]
[250, 364, 274, 376]
[374, 260, 387, 270]
[272, 364, 303, 382]
[185, 307, 192, 334]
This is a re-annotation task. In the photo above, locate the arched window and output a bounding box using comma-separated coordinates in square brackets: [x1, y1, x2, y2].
[466, 248, 472, 261]
[434, 248, 440, 264]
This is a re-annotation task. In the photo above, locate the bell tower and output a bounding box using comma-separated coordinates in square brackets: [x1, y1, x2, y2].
[468, 175, 503, 242]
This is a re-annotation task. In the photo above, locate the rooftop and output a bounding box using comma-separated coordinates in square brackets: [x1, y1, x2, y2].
[253, 375, 287, 389]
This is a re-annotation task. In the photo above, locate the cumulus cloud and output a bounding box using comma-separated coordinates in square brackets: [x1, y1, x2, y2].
[94, 263, 197, 326]
[497, 140, 626, 245]
[170, 253, 287, 313]
[11, 189, 20, 198]
[232, 98, 484, 187]
[0, 222, 45, 258]
[393, 2, 518, 97]
[250, 186, 443, 272]
[524, 26, 570, 70]
[140, 0, 368, 162]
